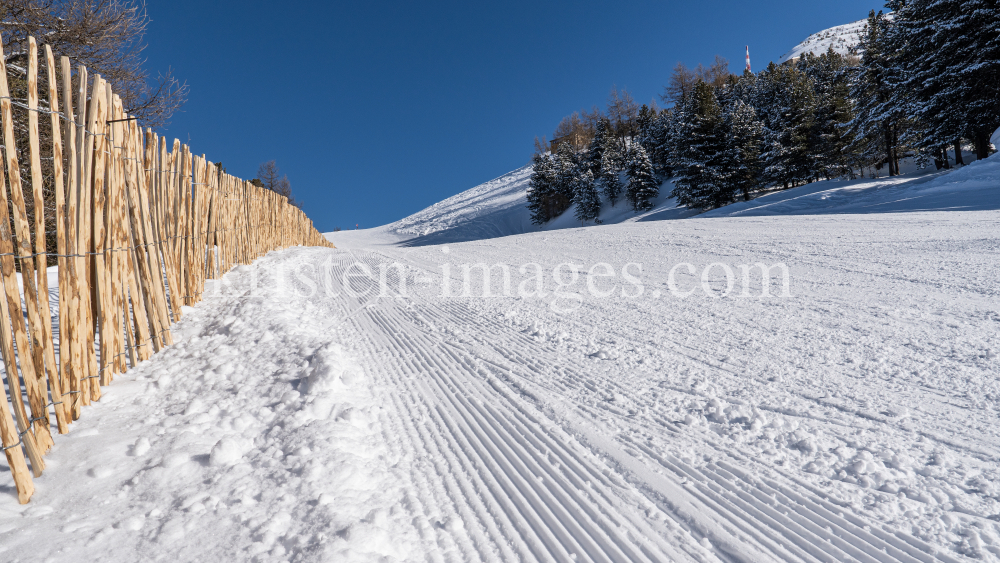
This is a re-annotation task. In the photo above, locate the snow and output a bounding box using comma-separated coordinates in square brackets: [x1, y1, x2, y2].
[326, 152, 999, 560]
[778, 18, 869, 64]
[0, 149, 998, 561]
[334, 187, 999, 561]
[1, 262, 416, 561]
[386, 165, 535, 244]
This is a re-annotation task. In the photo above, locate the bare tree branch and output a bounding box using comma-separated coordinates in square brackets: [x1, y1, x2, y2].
[1, 0, 188, 128]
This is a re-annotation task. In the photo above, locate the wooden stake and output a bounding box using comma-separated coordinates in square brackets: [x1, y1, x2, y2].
[59, 55, 82, 423]
[128, 122, 170, 351]
[44, 44, 72, 430]
[0, 34, 47, 475]
[89, 78, 113, 390]
[80, 70, 102, 404]
[24, 37, 58, 450]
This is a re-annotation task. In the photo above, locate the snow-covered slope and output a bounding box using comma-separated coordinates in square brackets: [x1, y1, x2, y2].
[9, 195, 998, 561]
[329, 152, 1000, 249]
[330, 168, 698, 248]
[778, 18, 868, 64]
[383, 165, 535, 245]
[3, 148, 998, 562]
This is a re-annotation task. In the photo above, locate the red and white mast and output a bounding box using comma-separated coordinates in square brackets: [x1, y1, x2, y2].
[745, 46, 751, 73]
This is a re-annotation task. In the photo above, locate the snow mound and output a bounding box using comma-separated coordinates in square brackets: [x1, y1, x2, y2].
[778, 19, 868, 64]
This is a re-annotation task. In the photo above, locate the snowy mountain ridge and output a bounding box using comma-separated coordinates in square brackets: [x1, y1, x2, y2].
[777, 18, 869, 64]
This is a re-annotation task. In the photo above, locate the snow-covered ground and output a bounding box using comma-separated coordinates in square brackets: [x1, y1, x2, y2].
[1, 146, 998, 561]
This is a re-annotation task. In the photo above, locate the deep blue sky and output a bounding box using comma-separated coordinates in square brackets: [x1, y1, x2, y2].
[144, 0, 884, 232]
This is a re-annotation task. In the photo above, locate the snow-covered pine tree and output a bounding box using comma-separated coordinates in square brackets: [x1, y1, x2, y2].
[797, 49, 857, 179]
[886, 0, 1000, 161]
[584, 118, 612, 177]
[670, 81, 731, 208]
[731, 64, 789, 187]
[848, 10, 909, 177]
[635, 104, 656, 148]
[625, 145, 660, 212]
[723, 100, 766, 201]
[599, 147, 624, 206]
[763, 64, 818, 187]
[883, 0, 960, 165]
[573, 170, 602, 223]
[552, 141, 581, 214]
[645, 109, 675, 180]
[962, 0, 1000, 157]
[526, 153, 558, 224]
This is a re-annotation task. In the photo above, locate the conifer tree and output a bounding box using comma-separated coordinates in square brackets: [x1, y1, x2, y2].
[670, 81, 730, 208]
[526, 153, 558, 225]
[600, 148, 624, 206]
[584, 119, 612, 177]
[882, 0, 958, 164]
[723, 100, 766, 201]
[645, 109, 675, 179]
[730, 65, 786, 186]
[885, 0, 1000, 160]
[963, 0, 1000, 158]
[848, 10, 908, 177]
[797, 50, 857, 179]
[625, 145, 660, 212]
[573, 170, 602, 223]
[636, 104, 656, 146]
[764, 64, 818, 186]
[554, 142, 581, 205]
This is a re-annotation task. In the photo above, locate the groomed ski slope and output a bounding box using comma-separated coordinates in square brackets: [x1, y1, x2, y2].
[0, 149, 995, 561]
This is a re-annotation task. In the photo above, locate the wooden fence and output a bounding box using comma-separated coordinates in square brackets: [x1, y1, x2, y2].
[0, 36, 334, 503]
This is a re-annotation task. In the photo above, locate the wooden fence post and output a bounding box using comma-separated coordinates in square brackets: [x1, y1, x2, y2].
[59, 55, 82, 423]
[0, 33, 48, 476]
[90, 78, 114, 389]
[43, 44, 74, 431]
[77, 65, 99, 409]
